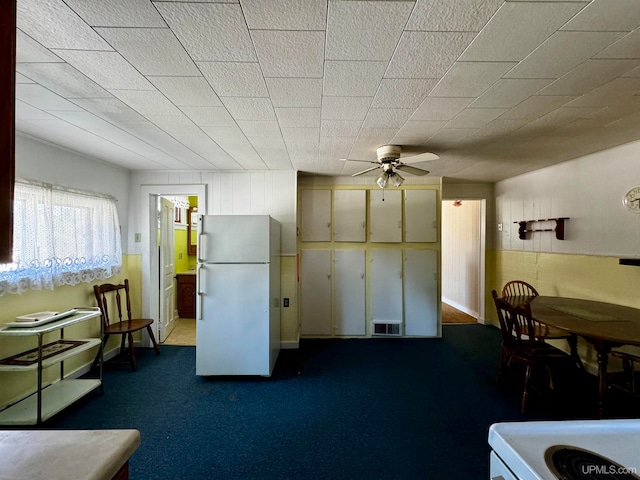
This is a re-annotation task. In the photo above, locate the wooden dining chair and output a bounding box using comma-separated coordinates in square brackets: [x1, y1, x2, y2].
[609, 350, 640, 400]
[492, 290, 577, 412]
[93, 279, 160, 371]
[501, 280, 583, 370]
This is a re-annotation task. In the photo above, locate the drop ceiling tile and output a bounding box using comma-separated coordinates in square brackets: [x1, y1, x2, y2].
[387, 32, 476, 79]
[174, 133, 239, 169]
[372, 79, 438, 109]
[567, 78, 640, 108]
[15, 100, 57, 120]
[500, 96, 577, 119]
[15, 72, 34, 84]
[321, 97, 371, 121]
[251, 146, 290, 169]
[321, 120, 362, 137]
[179, 106, 236, 127]
[242, 0, 326, 30]
[148, 115, 202, 136]
[623, 65, 640, 77]
[275, 108, 321, 128]
[505, 32, 625, 79]
[266, 78, 323, 107]
[71, 97, 148, 123]
[324, 61, 387, 97]
[411, 97, 475, 121]
[406, 0, 503, 31]
[217, 144, 265, 170]
[52, 50, 154, 90]
[539, 59, 640, 96]
[17, 0, 112, 50]
[429, 62, 516, 97]
[155, 2, 256, 62]
[325, 1, 413, 61]
[16, 63, 111, 98]
[362, 109, 413, 129]
[446, 108, 508, 129]
[238, 120, 282, 137]
[110, 90, 183, 116]
[64, 0, 165, 27]
[596, 29, 640, 59]
[470, 118, 531, 140]
[395, 120, 447, 138]
[96, 28, 199, 76]
[200, 126, 249, 148]
[16, 84, 87, 111]
[471, 79, 553, 108]
[288, 142, 320, 161]
[248, 136, 286, 150]
[561, 0, 640, 32]
[356, 128, 397, 144]
[520, 107, 604, 132]
[427, 129, 475, 149]
[148, 77, 222, 107]
[198, 62, 268, 97]
[16, 31, 63, 63]
[49, 110, 117, 130]
[460, 2, 586, 61]
[222, 97, 276, 121]
[319, 137, 355, 158]
[282, 128, 320, 144]
[252, 30, 324, 78]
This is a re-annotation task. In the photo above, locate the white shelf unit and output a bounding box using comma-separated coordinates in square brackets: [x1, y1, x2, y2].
[0, 310, 103, 425]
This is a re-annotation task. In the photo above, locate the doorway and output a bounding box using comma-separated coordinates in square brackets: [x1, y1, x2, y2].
[140, 185, 206, 347]
[441, 199, 486, 324]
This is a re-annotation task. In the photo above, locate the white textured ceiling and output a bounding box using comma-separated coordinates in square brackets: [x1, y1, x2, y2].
[14, 0, 640, 182]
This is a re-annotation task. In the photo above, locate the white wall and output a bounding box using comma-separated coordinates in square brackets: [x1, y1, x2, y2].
[495, 139, 640, 256]
[15, 134, 131, 250]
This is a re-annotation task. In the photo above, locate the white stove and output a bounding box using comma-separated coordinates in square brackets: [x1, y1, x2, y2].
[489, 420, 640, 480]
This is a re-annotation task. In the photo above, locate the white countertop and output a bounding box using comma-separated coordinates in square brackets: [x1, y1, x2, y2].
[0, 429, 140, 480]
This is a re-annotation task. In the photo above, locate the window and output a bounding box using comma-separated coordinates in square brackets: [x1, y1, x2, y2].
[0, 180, 122, 296]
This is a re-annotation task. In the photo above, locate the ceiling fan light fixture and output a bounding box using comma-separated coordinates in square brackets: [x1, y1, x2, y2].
[376, 173, 389, 189]
[391, 171, 404, 187]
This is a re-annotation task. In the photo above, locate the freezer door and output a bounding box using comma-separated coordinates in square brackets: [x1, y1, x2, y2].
[196, 263, 272, 376]
[199, 215, 271, 263]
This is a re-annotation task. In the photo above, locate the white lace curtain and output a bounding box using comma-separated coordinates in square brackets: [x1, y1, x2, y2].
[0, 181, 122, 296]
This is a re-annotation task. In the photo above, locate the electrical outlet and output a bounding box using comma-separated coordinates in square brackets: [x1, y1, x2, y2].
[283, 298, 289, 308]
[497, 223, 503, 232]
[135, 233, 141, 242]
[178, 252, 183, 259]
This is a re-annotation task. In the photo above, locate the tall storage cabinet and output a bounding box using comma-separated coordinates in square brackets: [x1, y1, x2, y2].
[404, 250, 438, 336]
[300, 250, 332, 335]
[334, 250, 366, 335]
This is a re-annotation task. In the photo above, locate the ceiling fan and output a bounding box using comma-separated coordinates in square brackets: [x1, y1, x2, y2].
[342, 145, 439, 189]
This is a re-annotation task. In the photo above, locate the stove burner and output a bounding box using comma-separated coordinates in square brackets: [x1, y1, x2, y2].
[545, 445, 639, 480]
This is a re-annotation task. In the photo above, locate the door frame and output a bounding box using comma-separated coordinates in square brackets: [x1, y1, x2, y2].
[440, 198, 487, 324]
[140, 184, 207, 345]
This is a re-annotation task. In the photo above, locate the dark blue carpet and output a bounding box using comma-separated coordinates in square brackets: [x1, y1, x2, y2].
[45, 325, 585, 479]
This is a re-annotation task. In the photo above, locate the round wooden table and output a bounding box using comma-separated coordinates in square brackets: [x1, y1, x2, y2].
[529, 296, 640, 417]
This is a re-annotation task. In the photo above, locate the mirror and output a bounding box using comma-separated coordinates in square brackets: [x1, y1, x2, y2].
[187, 206, 198, 256]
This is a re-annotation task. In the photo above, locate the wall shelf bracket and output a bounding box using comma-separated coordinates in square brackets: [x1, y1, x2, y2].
[514, 217, 569, 240]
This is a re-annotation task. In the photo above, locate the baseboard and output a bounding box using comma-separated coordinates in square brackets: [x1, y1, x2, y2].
[281, 340, 299, 350]
[442, 297, 479, 319]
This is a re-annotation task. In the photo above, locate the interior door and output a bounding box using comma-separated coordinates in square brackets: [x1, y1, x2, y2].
[159, 197, 176, 342]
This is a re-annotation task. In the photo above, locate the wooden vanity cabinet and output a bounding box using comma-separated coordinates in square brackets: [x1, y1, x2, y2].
[176, 273, 196, 318]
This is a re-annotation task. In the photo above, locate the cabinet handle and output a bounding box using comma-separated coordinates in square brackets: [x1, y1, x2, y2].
[398, 221, 402, 228]
[196, 264, 203, 320]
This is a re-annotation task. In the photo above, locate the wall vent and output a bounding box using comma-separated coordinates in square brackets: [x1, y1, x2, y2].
[372, 320, 402, 336]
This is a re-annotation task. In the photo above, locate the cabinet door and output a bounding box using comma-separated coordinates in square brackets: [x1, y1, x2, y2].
[404, 250, 438, 337]
[334, 190, 366, 242]
[405, 189, 437, 242]
[369, 189, 401, 242]
[334, 250, 366, 335]
[300, 250, 332, 335]
[370, 249, 403, 324]
[300, 189, 331, 241]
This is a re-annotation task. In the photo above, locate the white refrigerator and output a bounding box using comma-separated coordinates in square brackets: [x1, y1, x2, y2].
[195, 215, 281, 376]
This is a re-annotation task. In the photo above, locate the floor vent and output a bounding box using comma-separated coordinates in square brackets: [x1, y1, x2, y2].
[372, 320, 402, 336]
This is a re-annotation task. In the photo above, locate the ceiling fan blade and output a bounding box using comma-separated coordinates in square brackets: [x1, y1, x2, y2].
[351, 165, 381, 177]
[396, 164, 429, 176]
[401, 152, 440, 164]
[341, 158, 379, 164]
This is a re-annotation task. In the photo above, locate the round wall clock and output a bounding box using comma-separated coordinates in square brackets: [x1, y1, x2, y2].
[623, 186, 640, 212]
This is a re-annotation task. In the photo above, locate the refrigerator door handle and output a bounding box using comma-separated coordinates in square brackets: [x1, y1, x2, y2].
[197, 264, 203, 320]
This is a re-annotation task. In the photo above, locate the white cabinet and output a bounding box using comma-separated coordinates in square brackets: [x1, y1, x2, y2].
[404, 250, 439, 337]
[369, 189, 402, 242]
[334, 190, 366, 242]
[0, 310, 102, 425]
[334, 250, 366, 336]
[300, 250, 332, 335]
[405, 189, 437, 242]
[300, 189, 331, 241]
[370, 249, 403, 324]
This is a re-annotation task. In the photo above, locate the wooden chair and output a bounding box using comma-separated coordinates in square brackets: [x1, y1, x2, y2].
[93, 279, 160, 371]
[609, 351, 640, 400]
[492, 290, 577, 412]
[501, 280, 583, 370]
